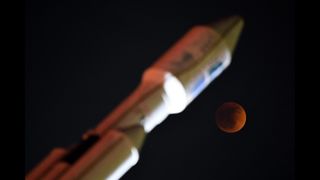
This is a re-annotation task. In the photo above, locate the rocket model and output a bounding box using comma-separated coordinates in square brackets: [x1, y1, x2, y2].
[26, 16, 244, 180]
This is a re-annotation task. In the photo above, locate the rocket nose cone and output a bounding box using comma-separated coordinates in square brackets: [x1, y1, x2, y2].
[209, 15, 244, 53]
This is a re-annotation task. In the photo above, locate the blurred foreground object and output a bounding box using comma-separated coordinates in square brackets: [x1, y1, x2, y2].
[26, 16, 244, 180]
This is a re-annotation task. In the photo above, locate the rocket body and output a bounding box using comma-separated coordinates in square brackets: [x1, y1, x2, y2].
[26, 16, 244, 180]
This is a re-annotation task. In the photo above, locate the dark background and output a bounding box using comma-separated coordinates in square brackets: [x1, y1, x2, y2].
[25, 0, 294, 179]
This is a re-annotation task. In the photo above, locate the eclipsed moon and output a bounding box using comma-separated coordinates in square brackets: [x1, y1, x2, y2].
[215, 102, 246, 133]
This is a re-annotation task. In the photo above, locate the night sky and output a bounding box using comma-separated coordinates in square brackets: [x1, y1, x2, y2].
[26, 0, 294, 179]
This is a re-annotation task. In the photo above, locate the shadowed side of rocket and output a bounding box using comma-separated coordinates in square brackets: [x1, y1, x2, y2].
[26, 16, 244, 180]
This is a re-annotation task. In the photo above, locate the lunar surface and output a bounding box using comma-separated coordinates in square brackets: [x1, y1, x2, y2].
[215, 102, 246, 133]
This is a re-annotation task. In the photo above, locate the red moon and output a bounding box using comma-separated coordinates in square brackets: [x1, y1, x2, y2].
[215, 102, 246, 133]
